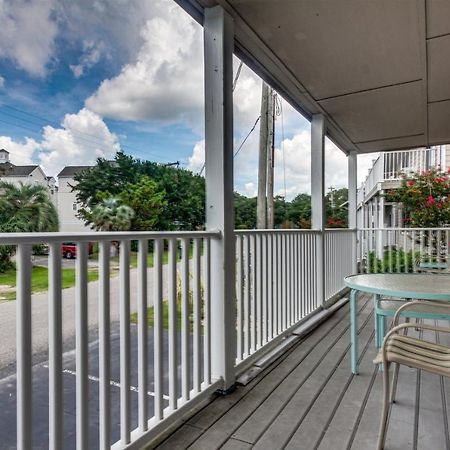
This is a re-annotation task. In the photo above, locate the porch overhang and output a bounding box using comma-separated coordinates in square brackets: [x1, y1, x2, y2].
[176, 0, 450, 155]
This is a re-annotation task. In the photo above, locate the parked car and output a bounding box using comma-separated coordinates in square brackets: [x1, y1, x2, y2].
[62, 242, 93, 259]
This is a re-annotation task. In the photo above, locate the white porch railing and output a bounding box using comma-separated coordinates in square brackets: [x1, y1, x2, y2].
[234, 228, 355, 367]
[324, 229, 355, 300]
[2, 231, 220, 450]
[234, 230, 320, 365]
[357, 227, 450, 273]
[3, 227, 357, 449]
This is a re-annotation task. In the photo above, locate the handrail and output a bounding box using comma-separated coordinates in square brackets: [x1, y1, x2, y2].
[358, 227, 450, 231]
[0, 230, 222, 244]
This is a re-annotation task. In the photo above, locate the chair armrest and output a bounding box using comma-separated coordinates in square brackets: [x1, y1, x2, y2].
[392, 300, 450, 327]
[380, 322, 450, 364]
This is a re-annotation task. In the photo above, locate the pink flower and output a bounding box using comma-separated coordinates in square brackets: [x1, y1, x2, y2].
[407, 180, 415, 187]
[426, 195, 435, 206]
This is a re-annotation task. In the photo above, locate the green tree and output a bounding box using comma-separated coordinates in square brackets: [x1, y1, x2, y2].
[288, 193, 311, 227]
[386, 168, 450, 227]
[119, 177, 167, 230]
[90, 198, 134, 231]
[74, 152, 205, 230]
[326, 187, 348, 228]
[0, 182, 59, 271]
[234, 193, 257, 229]
[0, 182, 59, 232]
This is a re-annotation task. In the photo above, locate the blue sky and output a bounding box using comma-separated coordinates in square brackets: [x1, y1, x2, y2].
[0, 0, 374, 198]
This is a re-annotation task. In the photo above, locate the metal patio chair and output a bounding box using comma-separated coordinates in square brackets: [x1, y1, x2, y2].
[374, 300, 450, 450]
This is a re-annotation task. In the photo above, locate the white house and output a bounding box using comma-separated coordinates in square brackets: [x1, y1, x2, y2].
[0, 148, 57, 206]
[356, 145, 449, 230]
[56, 166, 92, 232]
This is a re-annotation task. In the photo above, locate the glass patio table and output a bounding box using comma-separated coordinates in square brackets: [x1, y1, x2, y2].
[344, 273, 450, 374]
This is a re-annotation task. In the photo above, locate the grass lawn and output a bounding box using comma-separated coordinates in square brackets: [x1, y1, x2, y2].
[0, 266, 98, 301]
[108, 250, 170, 269]
[0, 245, 193, 301]
[131, 300, 200, 332]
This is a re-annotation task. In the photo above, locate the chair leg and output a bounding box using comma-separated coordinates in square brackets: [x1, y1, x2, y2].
[377, 362, 391, 450]
[390, 318, 410, 403]
[390, 363, 399, 403]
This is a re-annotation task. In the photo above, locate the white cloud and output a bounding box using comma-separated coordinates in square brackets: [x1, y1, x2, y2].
[244, 182, 257, 197]
[70, 40, 108, 78]
[0, 0, 58, 77]
[0, 136, 38, 165]
[0, 108, 120, 177]
[187, 140, 205, 173]
[38, 108, 120, 176]
[0, 75, 4, 88]
[85, 2, 204, 127]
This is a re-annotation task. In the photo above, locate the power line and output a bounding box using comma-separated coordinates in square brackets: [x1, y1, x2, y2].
[233, 60, 244, 91]
[234, 116, 261, 157]
[0, 105, 172, 163]
[198, 115, 261, 176]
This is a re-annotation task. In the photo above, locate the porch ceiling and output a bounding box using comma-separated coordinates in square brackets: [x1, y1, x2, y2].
[177, 0, 450, 154]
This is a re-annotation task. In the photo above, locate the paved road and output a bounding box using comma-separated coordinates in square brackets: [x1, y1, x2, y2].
[0, 260, 198, 449]
[32, 255, 99, 269]
[0, 262, 174, 378]
[0, 327, 196, 449]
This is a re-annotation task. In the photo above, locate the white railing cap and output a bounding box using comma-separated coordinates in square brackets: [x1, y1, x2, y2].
[0, 230, 222, 245]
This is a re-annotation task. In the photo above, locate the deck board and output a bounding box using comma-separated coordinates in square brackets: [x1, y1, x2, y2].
[156, 296, 450, 450]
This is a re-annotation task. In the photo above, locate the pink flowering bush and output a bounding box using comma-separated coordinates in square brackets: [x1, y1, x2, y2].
[386, 168, 450, 227]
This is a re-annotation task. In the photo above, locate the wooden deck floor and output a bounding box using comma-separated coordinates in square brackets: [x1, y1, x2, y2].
[156, 296, 450, 450]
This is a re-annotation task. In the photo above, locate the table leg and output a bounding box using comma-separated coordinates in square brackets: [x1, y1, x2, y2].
[374, 294, 379, 348]
[351, 289, 358, 374]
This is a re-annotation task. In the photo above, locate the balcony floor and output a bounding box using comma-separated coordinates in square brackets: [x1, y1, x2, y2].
[157, 296, 450, 450]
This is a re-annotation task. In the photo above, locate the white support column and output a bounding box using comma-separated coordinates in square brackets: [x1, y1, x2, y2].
[348, 150, 358, 273]
[377, 192, 385, 258]
[204, 6, 236, 393]
[311, 114, 325, 306]
[368, 200, 373, 251]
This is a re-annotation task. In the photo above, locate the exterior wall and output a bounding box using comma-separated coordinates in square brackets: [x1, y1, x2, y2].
[57, 177, 90, 232]
[0, 167, 58, 207]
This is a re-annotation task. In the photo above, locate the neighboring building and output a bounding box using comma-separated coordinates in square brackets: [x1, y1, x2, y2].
[356, 145, 448, 230]
[0, 149, 94, 232]
[57, 166, 92, 232]
[0, 148, 58, 206]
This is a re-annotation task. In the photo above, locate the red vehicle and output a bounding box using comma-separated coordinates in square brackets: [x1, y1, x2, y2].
[62, 242, 93, 259]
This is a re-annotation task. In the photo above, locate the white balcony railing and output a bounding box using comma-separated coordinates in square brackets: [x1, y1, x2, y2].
[357, 227, 450, 273]
[358, 147, 443, 201]
[3, 227, 356, 449]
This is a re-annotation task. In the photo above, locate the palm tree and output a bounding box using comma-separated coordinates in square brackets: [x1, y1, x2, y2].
[0, 181, 59, 271]
[0, 181, 59, 232]
[90, 198, 134, 231]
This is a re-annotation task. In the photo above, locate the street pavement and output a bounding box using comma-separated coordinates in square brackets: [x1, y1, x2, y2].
[0, 260, 194, 449]
[0, 326, 194, 449]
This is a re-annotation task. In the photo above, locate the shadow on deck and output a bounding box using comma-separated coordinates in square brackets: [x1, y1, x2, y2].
[156, 295, 450, 450]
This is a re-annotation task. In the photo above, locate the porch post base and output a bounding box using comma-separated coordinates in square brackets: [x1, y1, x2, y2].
[215, 384, 237, 396]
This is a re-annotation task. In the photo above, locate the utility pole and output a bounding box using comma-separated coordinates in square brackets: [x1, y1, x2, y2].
[267, 92, 275, 228]
[257, 82, 270, 229]
[257, 82, 274, 229]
